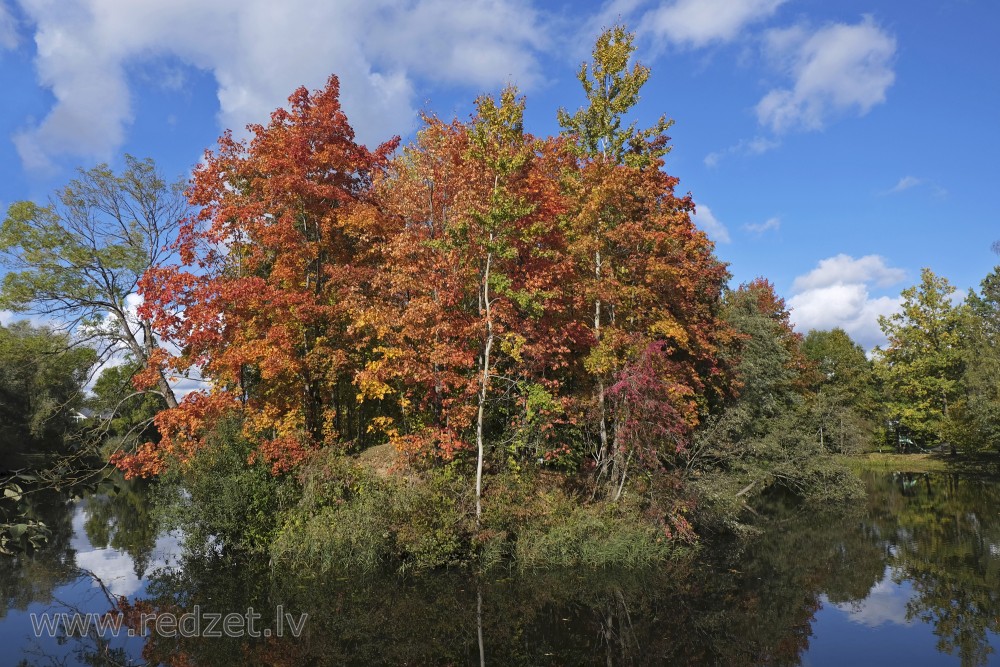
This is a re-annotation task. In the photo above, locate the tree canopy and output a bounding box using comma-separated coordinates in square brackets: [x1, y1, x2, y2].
[0, 155, 187, 409]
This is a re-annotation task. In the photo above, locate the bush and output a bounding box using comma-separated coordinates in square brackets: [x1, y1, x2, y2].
[272, 452, 473, 573]
[511, 491, 677, 569]
[155, 416, 299, 557]
[272, 450, 686, 573]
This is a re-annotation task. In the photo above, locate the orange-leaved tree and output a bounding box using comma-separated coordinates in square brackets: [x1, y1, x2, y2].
[116, 75, 398, 476]
[368, 88, 581, 518]
[559, 26, 732, 496]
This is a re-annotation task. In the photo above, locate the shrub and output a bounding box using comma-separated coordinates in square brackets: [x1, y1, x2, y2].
[272, 452, 474, 573]
[155, 416, 299, 557]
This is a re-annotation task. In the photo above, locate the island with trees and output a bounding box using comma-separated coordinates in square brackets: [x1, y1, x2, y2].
[2, 27, 998, 572]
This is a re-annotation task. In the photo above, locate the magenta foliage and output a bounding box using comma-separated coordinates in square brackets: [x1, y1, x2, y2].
[608, 341, 695, 468]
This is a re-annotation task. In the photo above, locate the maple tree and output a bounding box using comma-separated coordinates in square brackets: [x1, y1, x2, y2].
[119, 75, 398, 475]
[370, 88, 577, 517]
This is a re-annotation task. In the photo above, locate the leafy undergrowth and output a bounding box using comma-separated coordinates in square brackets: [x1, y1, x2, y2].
[270, 449, 686, 575]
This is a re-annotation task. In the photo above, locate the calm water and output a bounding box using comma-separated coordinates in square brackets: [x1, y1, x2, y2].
[2, 471, 1000, 666]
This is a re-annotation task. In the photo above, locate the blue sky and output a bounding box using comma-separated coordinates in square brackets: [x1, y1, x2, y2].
[1, 0, 997, 348]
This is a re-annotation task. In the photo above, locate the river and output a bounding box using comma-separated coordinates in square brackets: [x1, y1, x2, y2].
[2, 471, 999, 666]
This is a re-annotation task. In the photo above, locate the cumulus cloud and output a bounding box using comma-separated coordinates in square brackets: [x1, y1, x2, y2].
[828, 568, 912, 628]
[83, 292, 205, 399]
[692, 202, 730, 244]
[643, 0, 788, 48]
[756, 16, 896, 133]
[744, 217, 780, 234]
[0, 0, 18, 50]
[788, 254, 905, 349]
[792, 253, 906, 291]
[11, 0, 549, 170]
[72, 503, 182, 596]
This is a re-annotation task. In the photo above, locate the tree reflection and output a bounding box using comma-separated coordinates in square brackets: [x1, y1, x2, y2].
[871, 472, 1000, 667]
[0, 489, 77, 619]
[82, 475, 159, 578]
[122, 491, 885, 666]
[13, 471, 1000, 666]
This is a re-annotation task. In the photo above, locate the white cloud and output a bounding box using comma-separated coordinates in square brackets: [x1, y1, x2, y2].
[704, 135, 779, 167]
[792, 253, 905, 291]
[788, 254, 905, 349]
[12, 0, 549, 170]
[828, 568, 913, 628]
[882, 175, 948, 198]
[643, 0, 788, 48]
[885, 175, 922, 194]
[692, 202, 730, 244]
[0, 0, 18, 50]
[744, 216, 780, 234]
[756, 16, 896, 133]
[71, 502, 182, 597]
[83, 292, 205, 400]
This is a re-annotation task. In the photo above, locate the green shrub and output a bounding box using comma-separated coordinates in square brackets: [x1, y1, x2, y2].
[509, 491, 676, 569]
[272, 452, 474, 573]
[155, 416, 299, 557]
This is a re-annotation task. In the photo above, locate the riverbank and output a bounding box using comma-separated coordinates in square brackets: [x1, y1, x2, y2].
[837, 451, 1000, 475]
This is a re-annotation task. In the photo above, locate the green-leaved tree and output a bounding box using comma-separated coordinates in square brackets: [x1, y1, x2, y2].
[0, 156, 185, 409]
[874, 268, 965, 451]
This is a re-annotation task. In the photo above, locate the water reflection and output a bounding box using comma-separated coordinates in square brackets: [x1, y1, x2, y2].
[4, 471, 1000, 665]
[0, 476, 179, 666]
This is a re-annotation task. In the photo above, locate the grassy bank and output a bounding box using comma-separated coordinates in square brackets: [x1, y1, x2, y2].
[837, 451, 1000, 475]
[835, 453, 951, 474]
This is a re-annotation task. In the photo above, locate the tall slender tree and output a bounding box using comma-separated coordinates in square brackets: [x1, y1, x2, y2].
[559, 26, 729, 495]
[558, 26, 673, 480]
[373, 88, 573, 518]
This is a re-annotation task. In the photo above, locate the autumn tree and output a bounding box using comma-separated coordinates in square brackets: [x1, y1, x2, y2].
[125, 75, 398, 476]
[558, 26, 729, 495]
[874, 268, 965, 451]
[558, 25, 670, 482]
[0, 156, 186, 409]
[371, 89, 576, 518]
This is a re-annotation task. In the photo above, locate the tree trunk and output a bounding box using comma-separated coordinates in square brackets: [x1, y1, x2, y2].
[476, 246, 494, 522]
[115, 310, 178, 409]
[594, 248, 609, 474]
